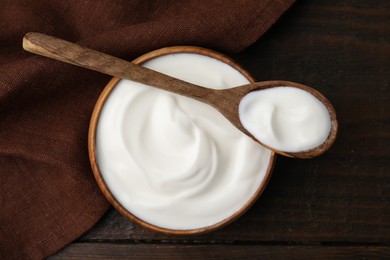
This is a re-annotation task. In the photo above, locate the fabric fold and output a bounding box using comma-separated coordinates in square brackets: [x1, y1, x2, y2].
[0, 0, 294, 259]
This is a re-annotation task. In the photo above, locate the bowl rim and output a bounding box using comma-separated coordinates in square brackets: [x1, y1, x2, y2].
[88, 46, 276, 235]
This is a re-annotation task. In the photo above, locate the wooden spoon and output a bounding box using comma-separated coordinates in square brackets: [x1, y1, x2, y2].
[22, 32, 338, 158]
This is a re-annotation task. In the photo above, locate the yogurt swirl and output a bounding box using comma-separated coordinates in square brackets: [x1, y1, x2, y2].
[96, 53, 273, 230]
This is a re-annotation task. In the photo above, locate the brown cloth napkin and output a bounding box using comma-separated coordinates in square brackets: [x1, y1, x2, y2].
[0, 0, 294, 259]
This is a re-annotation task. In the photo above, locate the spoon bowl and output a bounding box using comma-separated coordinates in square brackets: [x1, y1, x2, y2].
[208, 81, 338, 158]
[22, 32, 338, 158]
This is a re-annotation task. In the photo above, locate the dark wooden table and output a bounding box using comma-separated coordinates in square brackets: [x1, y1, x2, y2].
[50, 1, 389, 259]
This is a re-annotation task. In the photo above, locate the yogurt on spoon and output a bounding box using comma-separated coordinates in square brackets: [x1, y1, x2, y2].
[239, 86, 332, 153]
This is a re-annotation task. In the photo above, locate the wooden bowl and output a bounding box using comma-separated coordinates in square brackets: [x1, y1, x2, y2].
[88, 46, 276, 235]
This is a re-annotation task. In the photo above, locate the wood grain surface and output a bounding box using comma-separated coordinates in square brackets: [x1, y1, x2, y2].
[49, 244, 390, 260]
[51, 0, 389, 258]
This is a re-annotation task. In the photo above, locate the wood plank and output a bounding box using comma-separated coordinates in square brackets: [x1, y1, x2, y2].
[49, 243, 390, 260]
[79, 0, 389, 243]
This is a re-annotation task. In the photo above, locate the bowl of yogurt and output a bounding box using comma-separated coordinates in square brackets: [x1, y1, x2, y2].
[88, 46, 276, 234]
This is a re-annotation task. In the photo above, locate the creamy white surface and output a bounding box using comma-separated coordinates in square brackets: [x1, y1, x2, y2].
[96, 53, 272, 230]
[239, 86, 331, 152]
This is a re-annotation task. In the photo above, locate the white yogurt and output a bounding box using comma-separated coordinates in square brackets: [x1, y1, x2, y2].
[96, 53, 273, 230]
[239, 86, 331, 153]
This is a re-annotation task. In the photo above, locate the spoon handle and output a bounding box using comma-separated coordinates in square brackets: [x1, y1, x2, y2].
[23, 32, 213, 100]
